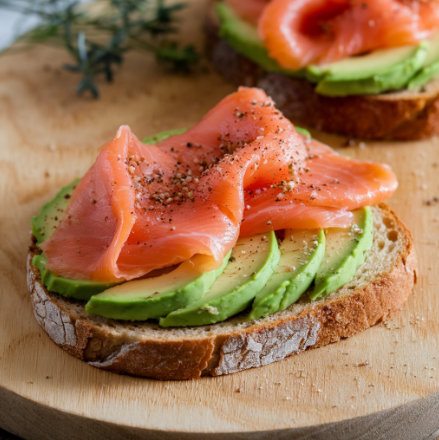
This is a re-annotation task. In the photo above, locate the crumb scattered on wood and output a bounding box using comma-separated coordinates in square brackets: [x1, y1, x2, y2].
[356, 360, 370, 367]
[343, 139, 356, 147]
[426, 197, 439, 205]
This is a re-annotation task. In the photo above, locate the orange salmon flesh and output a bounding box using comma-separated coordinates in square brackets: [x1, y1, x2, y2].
[41, 88, 397, 281]
[226, 0, 439, 69]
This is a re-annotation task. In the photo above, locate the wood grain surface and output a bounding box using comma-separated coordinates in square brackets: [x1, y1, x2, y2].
[1, 1, 439, 439]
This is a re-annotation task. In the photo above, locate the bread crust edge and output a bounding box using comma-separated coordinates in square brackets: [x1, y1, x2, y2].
[27, 204, 417, 380]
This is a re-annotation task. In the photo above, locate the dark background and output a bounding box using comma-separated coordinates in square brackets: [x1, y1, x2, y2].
[0, 429, 21, 440]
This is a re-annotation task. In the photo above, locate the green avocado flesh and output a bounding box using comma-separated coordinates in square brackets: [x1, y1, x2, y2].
[30, 131, 190, 301]
[310, 207, 373, 301]
[85, 252, 231, 320]
[31, 129, 374, 326]
[294, 127, 311, 138]
[216, 3, 439, 96]
[409, 32, 439, 90]
[308, 43, 425, 81]
[315, 42, 428, 96]
[160, 232, 280, 327]
[142, 128, 187, 144]
[247, 229, 325, 321]
[32, 254, 118, 300]
[215, 3, 305, 77]
[31, 179, 79, 245]
[30, 180, 120, 299]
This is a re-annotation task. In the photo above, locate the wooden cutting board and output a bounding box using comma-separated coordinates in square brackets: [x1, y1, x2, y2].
[1, 1, 439, 439]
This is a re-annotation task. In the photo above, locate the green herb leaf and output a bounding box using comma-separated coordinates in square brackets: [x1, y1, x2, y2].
[0, 0, 199, 98]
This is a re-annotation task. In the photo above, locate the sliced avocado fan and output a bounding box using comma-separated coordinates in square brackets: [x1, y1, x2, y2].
[160, 231, 280, 327]
[248, 229, 325, 321]
[31, 129, 375, 326]
[85, 252, 231, 320]
[310, 206, 373, 300]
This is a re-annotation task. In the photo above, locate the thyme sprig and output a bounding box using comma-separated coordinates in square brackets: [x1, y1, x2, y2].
[0, 0, 199, 97]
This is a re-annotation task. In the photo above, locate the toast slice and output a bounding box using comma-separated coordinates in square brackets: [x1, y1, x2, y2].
[27, 204, 417, 380]
[204, 8, 439, 141]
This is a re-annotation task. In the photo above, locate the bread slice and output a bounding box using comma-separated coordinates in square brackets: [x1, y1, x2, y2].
[27, 204, 417, 380]
[204, 8, 439, 141]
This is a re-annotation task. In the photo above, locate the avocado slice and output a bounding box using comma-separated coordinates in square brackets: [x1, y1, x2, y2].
[294, 127, 311, 138]
[248, 229, 325, 321]
[31, 128, 373, 322]
[160, 231, 280, 327]
[308, 44, 424, 82]
[32, 254, 118, 300]
[215, 3, 305, 77]
[31, 179, 79, 245]
[31, 129, 187, 300]
[310, 207, 373, 300]
[315, 42, 428, 96]
[420, 32, 439, 67]
[142, 128, 187, 144]
[85, 253, 231, 320]
[409, 32, 439, 90]
[30, 179, 120, 299]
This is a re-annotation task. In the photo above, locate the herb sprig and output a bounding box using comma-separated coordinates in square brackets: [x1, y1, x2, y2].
[0, 0, 199, 97]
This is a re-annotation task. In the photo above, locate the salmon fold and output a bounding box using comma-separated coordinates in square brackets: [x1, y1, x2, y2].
[254, 0, 439, 69]
[41, 88, 397, 281]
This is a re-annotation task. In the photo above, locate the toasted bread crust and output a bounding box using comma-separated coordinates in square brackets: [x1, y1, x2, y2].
[204, 12, 439, 140]
[27, 204, 417, 380]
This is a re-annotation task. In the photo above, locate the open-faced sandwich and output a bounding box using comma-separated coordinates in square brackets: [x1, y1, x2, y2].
[206, 0, 439, 140]
[28, 88, 417, 380]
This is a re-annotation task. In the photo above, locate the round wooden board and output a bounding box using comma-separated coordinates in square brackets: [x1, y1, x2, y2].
[1, 1, 439, 439]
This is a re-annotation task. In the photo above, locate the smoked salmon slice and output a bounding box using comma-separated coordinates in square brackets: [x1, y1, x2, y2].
[41, 88, 397, 282]
[257, 0, 439, 69]
[240, 138, 397, 235]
